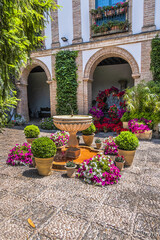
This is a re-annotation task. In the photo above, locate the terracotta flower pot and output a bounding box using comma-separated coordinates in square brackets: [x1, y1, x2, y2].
[65, 165, 77, 178]
[82, 134, 95, 146]
[26, 138, 37, 144]
[107, 155, 116, 161]
[35, 157, 54, 176]
[122, 122, 129, 129]
[118, 149, 136, 166]
[96, 143, 101, 149]
[115, 161, 124, 171]
[135, 130, 152, 140]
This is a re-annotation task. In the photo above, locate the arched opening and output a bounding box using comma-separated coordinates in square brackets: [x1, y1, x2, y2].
[92, 57, 134, 101]
[27, 66, 50, 119]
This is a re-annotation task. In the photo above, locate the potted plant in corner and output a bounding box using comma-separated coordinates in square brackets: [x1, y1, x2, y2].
[24, 125, 40, 144]
[115, 131, 139, 166]
[82, 123, 96, 146]
[65, 160, 77, 178]
[95, 138, 102, 149]
[31, 137, 57, 176]
[120, 111, 131, 129]
[115, 155, 125, 171]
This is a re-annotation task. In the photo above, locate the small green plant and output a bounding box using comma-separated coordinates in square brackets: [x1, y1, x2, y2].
[40, 118, 56, 130]
[95, 138, 101, 143]
[66, 160, 76, 168]
[31, 137, 57, 158]
[24, 125, 40, 138]
[115, 131, 139, 151]
[121, 111, 131, 122]
[115, 155, 125, 163]
[82, 123, 96, 135]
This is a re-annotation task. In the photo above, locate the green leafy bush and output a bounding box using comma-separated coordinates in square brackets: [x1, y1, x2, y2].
[55, 50, 78, 115]
[120, 111, 132, 122]
[66, 160, 76, 168]
[31, 137, 57, 158]
[150, 35, 160, 82]
[95, 138, 101, 143]
[40, 118, 56, 130]
[24, 125, 40, 138]
[115, 131, 139, 151]
[82, 123, 96, 135]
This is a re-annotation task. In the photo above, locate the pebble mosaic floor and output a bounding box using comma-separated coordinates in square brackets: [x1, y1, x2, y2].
[0, 127, 160, 240]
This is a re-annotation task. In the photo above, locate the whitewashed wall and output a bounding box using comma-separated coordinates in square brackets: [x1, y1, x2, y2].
[155, 0, 160, 30]
[81, 0, 90, 42]
[44, 15, 52, 49]
[132, 0, 144, 34]
[82, 49, 102, 73]
[36, 56, 52, 78]
[58, 0, 73, 47]
[118, 43, 141, 72]
[92, 64, 134, 100]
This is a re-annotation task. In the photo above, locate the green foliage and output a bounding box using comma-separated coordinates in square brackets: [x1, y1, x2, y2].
[66, 160, 76, 168]
[82, 123, 96, 135]
[40, 117, 56, 130]
[24, 125, 40, 138]
[0, 0, 58, 98]
[150, 35, 160, 82]
[124, 81, 160, 124]
[120, 111, 132, 122]
[31, 137, 57, 158]
[95, 138, 101, 143]
[0, 86, 18, 132]
[115, 131, 139, 151]
[55, 50, 78, 115]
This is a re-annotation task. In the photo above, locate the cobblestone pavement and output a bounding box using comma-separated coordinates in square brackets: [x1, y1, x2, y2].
[0, 127, 160, 240]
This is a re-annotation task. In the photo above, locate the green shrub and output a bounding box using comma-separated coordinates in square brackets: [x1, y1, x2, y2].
[40, 118, 56, 130]
[24, 125, 40, 138]
[120, 112, 132, 122]
[95, 138, 101, 143]
[82, 123, 96, 135]
[66, 160, 76, 168]
[115, 131, 139, 151]
[31, 137, 57, 158]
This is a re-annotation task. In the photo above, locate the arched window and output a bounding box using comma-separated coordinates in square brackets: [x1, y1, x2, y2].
[95, 0, 125, 8]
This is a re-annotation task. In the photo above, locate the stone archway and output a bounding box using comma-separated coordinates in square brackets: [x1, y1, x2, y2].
[16, 59, 52, 121]
[83, 47, 141, 114]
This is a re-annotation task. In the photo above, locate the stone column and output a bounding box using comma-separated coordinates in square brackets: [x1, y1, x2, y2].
[132, 73, 141, 86]
[51, 0, 60, 48]
[72, 0, 83, 44]
[76, 51, 84, 114]
[51, 54, 57, 115]
[16, 82, 29, 121]
[142, 0, 156, 32]
[141, 40, 153, 82]
[83, 78, 93, 114]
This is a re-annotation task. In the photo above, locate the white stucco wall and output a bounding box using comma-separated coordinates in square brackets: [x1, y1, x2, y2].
[36, 56, 52, 78]
[92, 64, 134, 100]
[81, 0, 90, 42]
[82, 49, 101, 73]
[118, 43, 141, 72]
[155, 0, 160, 30]
[44, 15, 52, 49]
[28, 72, 50, 117]
[58, 0, 73, 47]
[132, 0, 144, 34]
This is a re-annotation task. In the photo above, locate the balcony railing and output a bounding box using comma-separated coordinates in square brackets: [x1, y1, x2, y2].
[91, 3, 129, 37]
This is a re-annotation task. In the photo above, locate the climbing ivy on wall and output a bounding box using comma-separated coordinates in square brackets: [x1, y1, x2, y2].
[55, 50, 78, 115]
[150, 35, 160, 82]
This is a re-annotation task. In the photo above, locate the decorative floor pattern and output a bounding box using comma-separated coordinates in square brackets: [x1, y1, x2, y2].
[0, 128, 160, 240]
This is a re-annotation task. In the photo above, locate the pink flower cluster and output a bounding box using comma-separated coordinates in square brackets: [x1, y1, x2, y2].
[50, 131, 69, 147]
[104, 136, 118, 155]
[77, 153, 121, 186]
[89, 106, 104, 119]
[6, 143, 33, 166]
[128, 119, 151, 134]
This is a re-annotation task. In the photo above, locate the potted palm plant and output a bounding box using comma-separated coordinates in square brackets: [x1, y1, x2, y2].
[65, 160, 77, 178]
[24, 125, 40, 144]
[115, 131, 139, 166]
[31, 137, 57, 176]
[115, 155, 125, 171]
[82, 123, 96, 146]
[95, 138, 102, 149]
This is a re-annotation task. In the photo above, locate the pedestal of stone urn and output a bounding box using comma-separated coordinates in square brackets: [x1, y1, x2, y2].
[53, 115, 92, 159]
